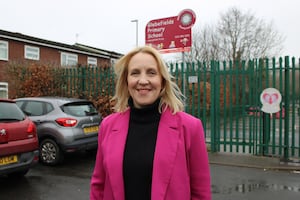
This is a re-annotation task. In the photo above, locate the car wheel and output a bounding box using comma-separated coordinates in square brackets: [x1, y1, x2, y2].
[40, 138, 64, 165]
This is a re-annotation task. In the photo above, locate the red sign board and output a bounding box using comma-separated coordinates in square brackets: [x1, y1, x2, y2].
[145, 9, 196, 53]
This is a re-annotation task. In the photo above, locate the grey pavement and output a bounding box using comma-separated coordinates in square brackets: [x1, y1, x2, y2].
[208, 152, 300, 171]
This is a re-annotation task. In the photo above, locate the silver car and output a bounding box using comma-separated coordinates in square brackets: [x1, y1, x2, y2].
[15, 97, 101, 166]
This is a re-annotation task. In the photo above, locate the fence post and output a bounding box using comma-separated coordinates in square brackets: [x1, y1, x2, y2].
[210, 60, 216, 152]
[262, 58, 271, 155]
[283, 56, 290, 161]
[262, 112, 271, 155]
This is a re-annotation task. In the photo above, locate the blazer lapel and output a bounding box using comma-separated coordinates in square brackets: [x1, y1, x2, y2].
[151, 108, 180, 200]
[106, 110, 130, 200]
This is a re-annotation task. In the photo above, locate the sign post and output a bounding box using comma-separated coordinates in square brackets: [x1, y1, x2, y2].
[260, 88, 282, 155]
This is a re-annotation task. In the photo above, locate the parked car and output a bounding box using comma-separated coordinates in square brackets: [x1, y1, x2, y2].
[0, 98, 39, 177]
[15, 97, 102, 166]
[246, 105, 285, 119]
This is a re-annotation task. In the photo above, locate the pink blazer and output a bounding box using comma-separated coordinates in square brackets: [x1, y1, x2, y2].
[90, 108, 211, 200]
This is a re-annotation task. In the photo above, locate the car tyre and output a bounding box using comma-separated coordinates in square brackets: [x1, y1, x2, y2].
[40, 138, 64, 166]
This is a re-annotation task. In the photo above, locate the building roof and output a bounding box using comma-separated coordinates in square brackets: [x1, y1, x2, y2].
[0, 29, 123, 59]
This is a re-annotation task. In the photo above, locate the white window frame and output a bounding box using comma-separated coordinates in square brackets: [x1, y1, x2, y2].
[111, 58, 117, 65]
[0, 41, 8, 61]
[87, 57, 97, 67]
[24, 45, 40, 60]
[61, 52, 78, 66]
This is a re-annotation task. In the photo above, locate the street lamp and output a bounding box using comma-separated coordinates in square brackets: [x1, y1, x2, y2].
[131, 19, 138, 47]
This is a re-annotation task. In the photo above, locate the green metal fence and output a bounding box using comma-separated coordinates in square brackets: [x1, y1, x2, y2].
[170, 56, 299, 160]
[10, 56, 300, 160]
[58, 67, 115, 98]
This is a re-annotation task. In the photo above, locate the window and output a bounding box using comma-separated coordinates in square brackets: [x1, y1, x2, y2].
[0, 82, 8, 98]
[25, 45, 40, 60]
[61, 52, 78, 66]
[0, 41, 8, 61]
[87, 57, 97, 67]
[22, 101, 44, 116]
[62, 102, 98, 117]
[17, 100, 54, 116]
[0, 101, 25, 121]
[111, 58, 117, 65]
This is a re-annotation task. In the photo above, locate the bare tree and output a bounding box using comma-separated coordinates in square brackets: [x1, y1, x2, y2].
[188, 7, 285, 64]
[186, 25, 220, 64]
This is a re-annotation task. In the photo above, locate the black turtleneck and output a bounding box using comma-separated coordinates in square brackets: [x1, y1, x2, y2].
[123, 98, 161, 200]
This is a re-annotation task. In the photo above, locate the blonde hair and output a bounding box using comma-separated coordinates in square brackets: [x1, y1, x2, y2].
[112, 45, 185, 114]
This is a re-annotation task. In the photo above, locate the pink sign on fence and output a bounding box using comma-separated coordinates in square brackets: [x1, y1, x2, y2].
[145, 9, 196, 53]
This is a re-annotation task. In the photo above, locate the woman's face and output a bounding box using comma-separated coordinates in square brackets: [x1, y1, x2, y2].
[127, 52, 163, 108]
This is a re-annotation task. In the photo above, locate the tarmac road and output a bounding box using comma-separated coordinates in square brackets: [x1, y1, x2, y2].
[0, 150, 299, 200]
[0, 150, 94, 200]
[211, 164, 300, 200]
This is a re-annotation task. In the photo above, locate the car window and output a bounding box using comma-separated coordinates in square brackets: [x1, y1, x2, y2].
[45, 102, 53, 113]
[0, 102, 25, 121]
[24, 101, 44, 116]
[62, 102, 98, 117]
[21, 101, 53, 116]
[16, 101, 24, 108]
[17, 100, 54, 116]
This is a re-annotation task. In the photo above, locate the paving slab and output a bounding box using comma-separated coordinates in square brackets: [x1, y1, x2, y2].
[208, 152, 300, 171]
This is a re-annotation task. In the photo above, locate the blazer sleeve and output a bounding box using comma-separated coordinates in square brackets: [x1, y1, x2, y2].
[182, 114, 211, 200]
[90, 117, 108, 200]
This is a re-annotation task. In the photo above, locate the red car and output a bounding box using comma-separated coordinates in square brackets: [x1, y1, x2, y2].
[0, 99, 39, 177]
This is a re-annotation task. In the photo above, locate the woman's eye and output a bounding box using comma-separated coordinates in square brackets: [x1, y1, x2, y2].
[130, 71, 139, 75]
[148, 70, 157, 75]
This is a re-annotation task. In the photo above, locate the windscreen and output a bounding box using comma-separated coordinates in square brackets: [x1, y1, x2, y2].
[62, 102, 98, 117]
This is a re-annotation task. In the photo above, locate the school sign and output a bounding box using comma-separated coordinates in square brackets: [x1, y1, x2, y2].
[145, 9, 196, 53]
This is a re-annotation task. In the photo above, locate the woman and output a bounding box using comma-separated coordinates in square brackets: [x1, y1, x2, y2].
[90, 45, 211, 200]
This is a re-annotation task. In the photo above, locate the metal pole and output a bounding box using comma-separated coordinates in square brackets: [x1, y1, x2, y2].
[283, 56, 290, 161]
[131, 19, 138, 47]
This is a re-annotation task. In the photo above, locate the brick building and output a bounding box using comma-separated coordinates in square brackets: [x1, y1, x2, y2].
[0, 29, 123, 82]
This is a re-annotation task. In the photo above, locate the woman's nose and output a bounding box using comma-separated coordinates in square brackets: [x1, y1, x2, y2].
[138, 75, 149, 84]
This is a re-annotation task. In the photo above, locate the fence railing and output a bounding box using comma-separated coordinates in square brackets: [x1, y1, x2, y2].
[169, 56, 299, 160]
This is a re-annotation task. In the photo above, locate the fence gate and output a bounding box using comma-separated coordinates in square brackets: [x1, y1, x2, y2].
[209, 57, 300, 160]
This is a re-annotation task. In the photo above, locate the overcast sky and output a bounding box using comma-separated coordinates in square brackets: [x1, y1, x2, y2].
[1, 0, 299, 57]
